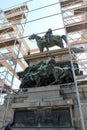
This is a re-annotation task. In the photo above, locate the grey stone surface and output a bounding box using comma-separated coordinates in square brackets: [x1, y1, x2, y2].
[11, 99, 73, 108]
[12, 128, 75, 130]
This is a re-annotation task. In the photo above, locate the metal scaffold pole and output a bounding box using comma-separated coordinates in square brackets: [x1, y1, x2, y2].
[59, 0, 86, 130]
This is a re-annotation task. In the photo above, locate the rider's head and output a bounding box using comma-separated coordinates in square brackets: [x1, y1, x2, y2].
[48, 28, 52, 33]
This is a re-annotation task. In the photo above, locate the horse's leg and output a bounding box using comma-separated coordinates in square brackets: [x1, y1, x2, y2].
[33, 73, 41, 87]
[68, 70, 74, 82]
[61, 35, 67, 44]
[61, 35, 68, 48]
[62, 41, 64, 48]
[39, 46, 43, 52]
[50, 69, 60, 85]
[55, 38, 64, 48]
[36, 76, 40, 87]
[46, 46, 49, 51]
[20, 79, 27, 88]
[60, 39, 64, 48]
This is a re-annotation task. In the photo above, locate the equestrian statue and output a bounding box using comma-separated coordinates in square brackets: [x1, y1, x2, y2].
[28, 28, 67, 52]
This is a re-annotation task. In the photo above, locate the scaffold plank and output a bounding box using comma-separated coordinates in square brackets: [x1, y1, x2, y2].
[74, 6, 87, 15]
[5, 14, 26, 22]
[4, 27, 28, 56]
[30, 48, 39, 53]
[0, 80, 4, 87]
[70, 39, 87, 45]
[71, 47, 85, 53]
[79, 60, 87, 65]
[64, 13, 85, 21]
[0, 82, 17, 94]
[4, 5, 28, 15]
[7, 47, 27, 70]
[0, 27, 13, 34]
[13, 26, 30, 52]
[4, 5, 28, 22]
[0, 55, 18, 78]
[61, 0, 83, 8]
[0, 39, 19, 48]
[76, 74, 87, 80]
[66, 21, 87, 33]
[16, 45, 27, 56]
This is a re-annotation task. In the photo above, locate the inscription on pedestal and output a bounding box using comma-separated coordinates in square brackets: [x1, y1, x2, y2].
[13, 108, 72, 127]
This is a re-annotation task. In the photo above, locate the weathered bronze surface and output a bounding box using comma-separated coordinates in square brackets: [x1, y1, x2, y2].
[18, 57, 82, 88]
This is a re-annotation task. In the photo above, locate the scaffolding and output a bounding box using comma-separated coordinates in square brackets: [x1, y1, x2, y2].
[0, 3, 29, 124]
[60, 0, 87, 130]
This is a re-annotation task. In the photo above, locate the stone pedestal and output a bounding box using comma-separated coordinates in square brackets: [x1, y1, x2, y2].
[0, 85, 75, 130]
[12, 85, 73, 108]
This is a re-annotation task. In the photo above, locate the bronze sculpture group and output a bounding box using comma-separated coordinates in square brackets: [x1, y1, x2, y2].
[19, 55, 82, 88]
[28, 28, 67, 52]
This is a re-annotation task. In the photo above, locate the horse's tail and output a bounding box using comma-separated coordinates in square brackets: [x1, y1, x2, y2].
[61, 35, 67, 44]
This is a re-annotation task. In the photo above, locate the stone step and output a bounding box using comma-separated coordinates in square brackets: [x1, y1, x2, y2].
[12, 99, 73, 109]
[12, 127, 75, 130]
[28, 91, 60, 99]
[43, 96, 63, 102]
[24, 97, 63, 103]
[28, 85, 60, 92]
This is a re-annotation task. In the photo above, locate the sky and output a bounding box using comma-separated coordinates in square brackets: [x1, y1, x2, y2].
[0, 0, 65, 95]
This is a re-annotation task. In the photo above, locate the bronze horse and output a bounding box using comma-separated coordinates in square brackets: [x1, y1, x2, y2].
[28, 34, 67, 52]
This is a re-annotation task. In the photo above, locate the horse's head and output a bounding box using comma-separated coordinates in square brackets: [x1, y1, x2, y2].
[28, 34, 37, 40]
